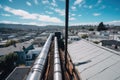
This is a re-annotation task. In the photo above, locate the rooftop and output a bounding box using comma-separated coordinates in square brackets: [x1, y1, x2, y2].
[6, 66, 30, 80]
[27, 47, 42, 55]
[68, 40, 120, 80]
[0, 39, 33, 56]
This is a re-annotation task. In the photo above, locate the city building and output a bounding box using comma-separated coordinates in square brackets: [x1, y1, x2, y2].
[25, 47, 42, 66]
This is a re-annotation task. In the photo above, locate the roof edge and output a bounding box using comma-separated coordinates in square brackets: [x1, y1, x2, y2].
[82, 39, 120, 56]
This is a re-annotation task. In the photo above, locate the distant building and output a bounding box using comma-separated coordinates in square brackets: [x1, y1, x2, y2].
[0, 40, 7, 48]
[0, 39, 33, 64]
[68, 36, 80, 43]
[33, 36, 47, 47]
[101, 40, 120, 51]
[88, 35, 109, 42]
[101, 40, 120, 46]
[8, 35, 16, 39]
[109, 34, 120, 41]
[25, 47, 42, 66]
[40, 32, 50, 37]
[88, 31, 109, 42]
[77, 31, 89, 37]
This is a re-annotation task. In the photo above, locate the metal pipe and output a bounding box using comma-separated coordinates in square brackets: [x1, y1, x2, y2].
[26, 33, 53, 80]
[54, 37, 62, 80]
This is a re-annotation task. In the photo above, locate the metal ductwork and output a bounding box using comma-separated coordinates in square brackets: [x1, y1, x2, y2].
[26, 33, 53, 80]
[54, 37, 62, 80]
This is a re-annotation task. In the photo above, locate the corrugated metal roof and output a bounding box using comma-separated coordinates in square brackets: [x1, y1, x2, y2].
[68, 40, 120, 80]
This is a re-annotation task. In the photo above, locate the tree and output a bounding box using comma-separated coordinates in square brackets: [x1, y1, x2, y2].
[0, 53, 18, 79]
[81, 34, 88, 39]
[89, 28, 94, 31]
[5, 40, 18, 47]
[1, 53, 18, 71]
[82, 27, 85, 29]
[97, 22, 107, 31]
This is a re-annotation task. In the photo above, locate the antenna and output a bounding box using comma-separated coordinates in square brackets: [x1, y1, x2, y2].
[65, 0, 69, 67]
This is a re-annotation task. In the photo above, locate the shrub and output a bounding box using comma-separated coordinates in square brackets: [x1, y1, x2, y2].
[81, 34, 88, 39]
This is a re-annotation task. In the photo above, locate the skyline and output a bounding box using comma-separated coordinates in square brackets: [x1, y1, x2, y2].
[0, 0, 120, 26]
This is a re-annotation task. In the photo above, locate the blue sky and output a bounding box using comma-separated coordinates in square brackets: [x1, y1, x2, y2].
[0, 0, 120, 26]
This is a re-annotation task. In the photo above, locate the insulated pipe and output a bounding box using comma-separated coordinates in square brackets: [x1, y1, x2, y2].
[54, 37, 62, 80]
[26, 33, 53, 80]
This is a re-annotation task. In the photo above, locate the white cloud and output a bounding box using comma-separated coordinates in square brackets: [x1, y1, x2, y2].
[70, 20, 120, 26]
[100, 5, 106, 9]
[9, 0, 13, 3]
[71, 6, 76, 10]
[23, 22, 47, 26]
[0, 20, 48, 26]
[83, 5, 93, 9]
[0, 20, 19, 24]
[78, 1, 85, 7]
[78, 14, 82, 16]
[97, 0, 102, 4]
[0, 4, 2, 8]
[69, 17, 76, 20]
[71, 14, 76, 16]
[1, 14, 11, 16]
[38, 15, 62, 23]
[54, 8, 65, 16]
[51, 0, 57, 7]
[60, 0, 65, 2]
[53, 0, 56, 3]
[83, 5, 88, 8]
[95, 0, 102, 6]
[4, 6, 36, 19]
[34, 0, 38, 5]
[49, 6, 54, 10]
[51, 2, 57, 7]
[74, 0, 83, 5]
[42, 0, 49, 4]
[45, 11, 53, 14]
[79, 4, 82, 7]
[0, 20, 63, 26]
[93, 13, 101, 16]
[105, 20, 120, 26]
[70, 22, 99, 26]
[26, 1, 31, 6]
[89, 5, 92, 9]
[3, 6, 63, 23]
[24, 22, 38, 25]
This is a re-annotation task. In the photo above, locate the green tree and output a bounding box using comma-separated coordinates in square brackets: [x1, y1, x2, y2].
[0, 53, 18, 71]
[0, 53, 18, 79]
[93, 41, 100, 44]
[81, 34, 88, 39]
[97, 22, 107, 31]
[5, 40, 17, 47]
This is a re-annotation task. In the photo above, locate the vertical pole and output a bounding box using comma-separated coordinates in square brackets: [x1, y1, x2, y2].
[65, 0, 69, 67]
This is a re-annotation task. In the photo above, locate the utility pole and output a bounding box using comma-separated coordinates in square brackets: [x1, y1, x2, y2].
[65, 0, 69, 67]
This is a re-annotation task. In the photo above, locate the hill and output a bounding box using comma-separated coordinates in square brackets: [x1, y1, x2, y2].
[0, 23, 64, 30]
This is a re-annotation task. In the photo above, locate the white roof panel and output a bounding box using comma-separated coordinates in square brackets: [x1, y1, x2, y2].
[68, 40, 120, 80]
